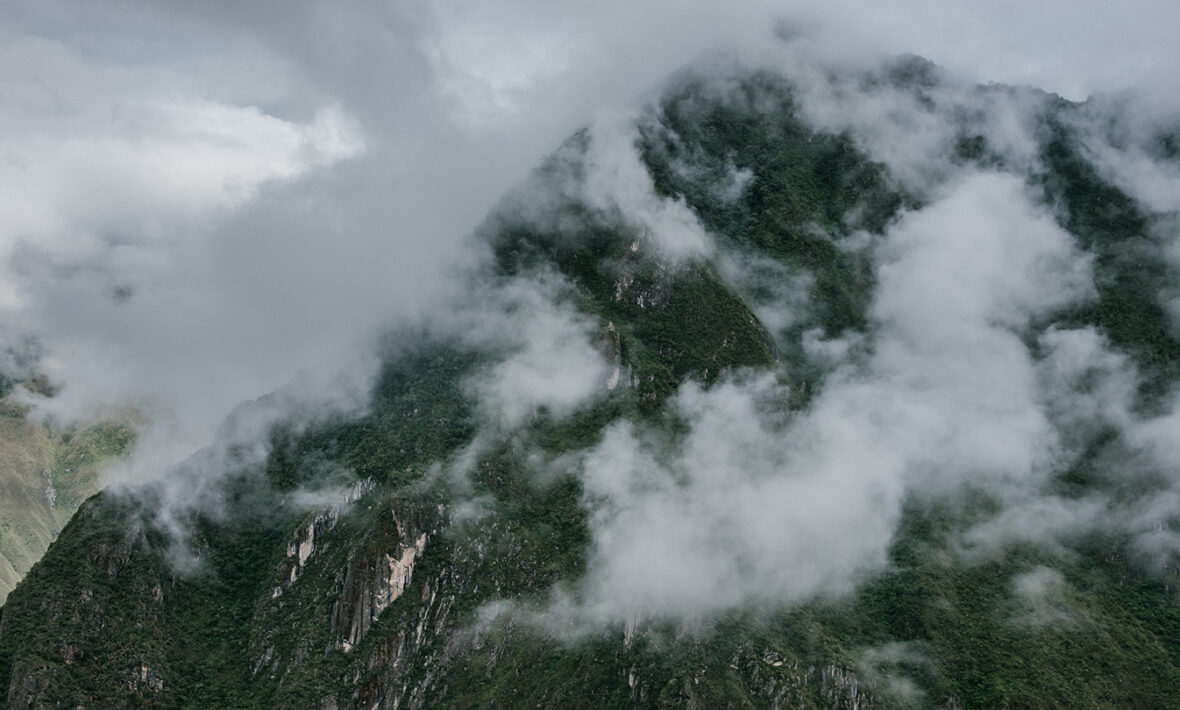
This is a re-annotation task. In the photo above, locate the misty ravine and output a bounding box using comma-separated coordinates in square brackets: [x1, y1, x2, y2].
[2, 27, 1180, 710]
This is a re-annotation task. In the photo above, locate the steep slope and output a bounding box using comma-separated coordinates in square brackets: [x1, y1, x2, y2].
[0, 393, 134, 603]
[2, 57, 1180, 709]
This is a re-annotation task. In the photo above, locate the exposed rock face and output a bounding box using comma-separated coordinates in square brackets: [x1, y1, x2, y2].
[246, 487, 454, 706]
[130, 663, 165, 694]
[281, 478, 376, 591]
[602, 321, 623, 390]
[332, 516, 427, 652]
[351, 572, 459, 709]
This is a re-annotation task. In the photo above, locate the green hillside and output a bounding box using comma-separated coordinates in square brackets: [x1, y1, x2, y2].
[0, 396, 134, 604]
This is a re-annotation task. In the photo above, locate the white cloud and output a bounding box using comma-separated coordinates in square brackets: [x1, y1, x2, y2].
[559, 171, 1098, 623]
[460, 273, 610, 429]
[580, 112, 714, 260]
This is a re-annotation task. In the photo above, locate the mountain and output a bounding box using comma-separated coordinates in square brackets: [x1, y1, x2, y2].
[0, 377, 134, 604]
[2, 55, 1180, 709]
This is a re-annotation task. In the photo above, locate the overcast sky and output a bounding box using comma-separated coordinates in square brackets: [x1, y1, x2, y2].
[2, 0, 1178, 460]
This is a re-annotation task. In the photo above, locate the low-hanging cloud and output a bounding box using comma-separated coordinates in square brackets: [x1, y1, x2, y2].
[551, 171, 1098, 623]
[458, 272, 611, 430]
[580, 113, 714, 260]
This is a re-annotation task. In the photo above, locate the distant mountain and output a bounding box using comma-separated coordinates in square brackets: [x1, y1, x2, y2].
[2, 56, 1179, 709]
[0, 389, 134, 604]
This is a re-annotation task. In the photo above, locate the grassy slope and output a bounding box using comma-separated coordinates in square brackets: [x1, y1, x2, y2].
[0, 402, 134, 603]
